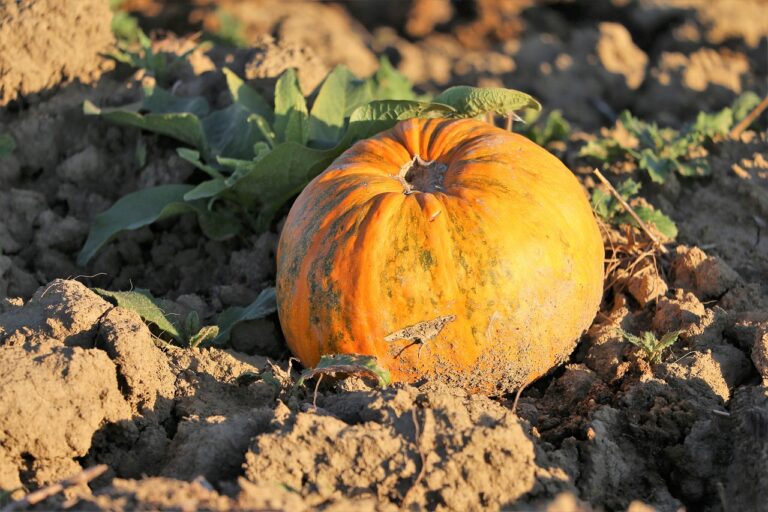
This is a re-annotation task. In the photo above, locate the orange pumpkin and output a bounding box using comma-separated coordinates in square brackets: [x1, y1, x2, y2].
[276, 117, 604, 394]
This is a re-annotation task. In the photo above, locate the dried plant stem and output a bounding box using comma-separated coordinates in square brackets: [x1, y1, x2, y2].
[2, 465, 108, 512]
[312, 373, 323, 408]
[512, 382, 527, 414]
[730, 94, 768, 139]
[592, 169, 668, 254]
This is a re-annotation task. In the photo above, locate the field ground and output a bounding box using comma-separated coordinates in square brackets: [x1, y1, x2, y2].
[1, 0, 767, 510]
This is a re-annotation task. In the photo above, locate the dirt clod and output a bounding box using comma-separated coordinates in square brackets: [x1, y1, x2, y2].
[0, 339, 131, 485]
[0, 279, 111, 348]
[671, 246, 741, 299]
[97, 307, 176, 419]
[0, 0, 114, 106]
[245, 384, 550, 510]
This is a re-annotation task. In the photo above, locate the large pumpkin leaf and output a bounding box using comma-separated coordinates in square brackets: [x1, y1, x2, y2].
[78, 185, 195, 265]
[274, 69, 308, 144]
[211, 287, 277, 345]
[222, 67, 273, 122]
[371, 56, 417, 102]
[202, 103, 267, 160]
[142, 86, 210, 117]
[432, 86, 541, 118]
[348, 99, 454, 123]
[83, 100, 207, 152]
[309, 66, 355, 147]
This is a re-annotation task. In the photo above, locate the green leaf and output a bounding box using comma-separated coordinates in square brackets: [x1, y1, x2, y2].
[111, 10, 142, 45]
[189, 325, 220, 348]
[0, 133, 15, 157]
[222, 68, 273, 122]
[84, 100, 207, 151]
[632, 206, 678, 239]
[208, 9, 246, 47]
[227, 142, 331, 229]
[431, 86, 541, 118]
[252, 116, 276, 148]
[176, 148, 223, 179]
[195, 208, 242, 240]
[296, 354, 391, 388]
[525, 109, 570, 146]
[212, 287, 277, 345]
[343, 79, 376, 117]
[692, 108, 733, 139]
[616, 178, 642, 198]
[135, 137, 147, 168]
[274, 69, 308, 144]
[309, 66, 355, 147]
[675, 158, 710, 177]
[731, 91, 761, 127]
[143, 87, 209, 117]
[591, 188, 614, 219]
[184, 310, 201, 338]
[78, 184, 196, 265]
[94, 288, 182, 341]
[184, 178, 229, 201]
[371, 56, 416, 101]
[202, 103, 266, 159]
[579, 139, 624, 162]
[636, 148, 672, 184]
[348, 99, 453, 123]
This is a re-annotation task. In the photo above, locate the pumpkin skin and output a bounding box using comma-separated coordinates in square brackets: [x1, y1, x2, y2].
[276, 117, 604, 394]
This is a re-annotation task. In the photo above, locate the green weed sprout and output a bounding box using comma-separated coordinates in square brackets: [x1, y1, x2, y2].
[620, 329, 682, 364]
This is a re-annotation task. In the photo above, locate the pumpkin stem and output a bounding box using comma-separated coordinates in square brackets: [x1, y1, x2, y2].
[395, 155, 448, 195]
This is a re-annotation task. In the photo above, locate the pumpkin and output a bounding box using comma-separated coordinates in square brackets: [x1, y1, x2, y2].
[276, 117, 604, 394]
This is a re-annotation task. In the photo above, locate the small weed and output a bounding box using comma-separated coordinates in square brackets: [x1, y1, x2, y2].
[580, 92, 762, 184]
[93, 287, 276, 348]
[592, 177, 677, 239]
[620, 329, 682, 364]
[521, 109, 570, 146]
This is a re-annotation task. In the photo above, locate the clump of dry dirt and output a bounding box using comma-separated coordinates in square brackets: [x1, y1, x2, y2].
[0, 280, 281, 494]
[0, 0, 115, 106]
[244, 384, 572, 510]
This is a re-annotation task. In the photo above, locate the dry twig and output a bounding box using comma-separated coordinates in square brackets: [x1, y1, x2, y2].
[512, 381, 528, 415]
[730, 94, 768, 139]
[592, 169, 668, 254]
[1, 465, 108, 512]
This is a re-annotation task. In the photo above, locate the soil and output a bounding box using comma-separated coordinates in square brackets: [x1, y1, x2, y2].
[1, 0, 768, 510]
[0, 0, 115, 107]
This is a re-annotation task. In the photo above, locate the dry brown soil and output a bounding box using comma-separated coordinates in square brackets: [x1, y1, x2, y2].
[1, 0, 768, 510]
